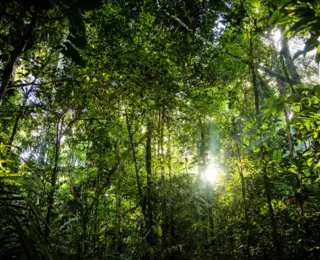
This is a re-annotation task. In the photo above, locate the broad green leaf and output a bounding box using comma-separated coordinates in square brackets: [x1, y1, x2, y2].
[307, 158, 314, 167]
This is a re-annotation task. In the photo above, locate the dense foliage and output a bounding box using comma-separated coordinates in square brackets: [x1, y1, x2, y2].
[0, 0, 320, 259]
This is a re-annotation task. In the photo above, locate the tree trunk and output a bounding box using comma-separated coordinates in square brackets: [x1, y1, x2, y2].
[45, 118, 61, 236]
[261, 148, 282, 260]
[279, 27, 301, 86]
[160, 106, 168, 249]
[145, 119, 154, 247]
[274, 47, 304, 216]
[236, 144, 251, 260]
[125, 110, 148, 233]
[115, 153, 122, 253]
[6, 88, 32, 157]
[199, 122, 215, 255]
[250, 35, 282, 260]
[0, 7, 38, 105]
[166, 114, 176, 250]
[33, 122, 51, 206]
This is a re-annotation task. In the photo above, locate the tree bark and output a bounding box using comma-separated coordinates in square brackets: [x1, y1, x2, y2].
[236, 144, 251, 260]
[45, 118, 61, 236]
[145, 119, 155, 247]
[0, 7, 38, 105]
[160, 106, 168, 249]
[250, 35, 282, 260]
[115, 148, 122, 253]
[279, 27, 301, 86]
[124, 110, 148, 235]
[261, 147, 282, 260]
[6, 88, 32, 156]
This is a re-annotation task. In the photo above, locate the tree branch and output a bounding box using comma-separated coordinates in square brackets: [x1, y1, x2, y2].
[156, 0, 291, 84]
[14, 78, 71, 88]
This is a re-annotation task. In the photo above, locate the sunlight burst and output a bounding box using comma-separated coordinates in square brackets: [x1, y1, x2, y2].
[203, 162, 220, 183]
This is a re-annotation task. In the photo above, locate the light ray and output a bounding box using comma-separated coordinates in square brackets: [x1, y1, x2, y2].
[203, 161, 220, 183]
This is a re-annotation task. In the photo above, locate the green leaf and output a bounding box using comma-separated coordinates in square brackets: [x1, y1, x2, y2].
[305, 123, 311, 131]
[313, 85, 320, 98]
[0, 172, 24, 177]
[0, 178, 20, 184]
[316, 45, 320, 63]
[149, 247, 154, 260]
[292, 103, 300, 112]
[307, 158, 313, 167]
[253, 146, 260, 153]
[0, 143, 7, 157]
[157, 225, 162, 237]
[303, 150, 312, 157]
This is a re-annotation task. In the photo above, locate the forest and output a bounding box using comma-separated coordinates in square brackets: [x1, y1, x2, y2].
[0, 0, 320, 259]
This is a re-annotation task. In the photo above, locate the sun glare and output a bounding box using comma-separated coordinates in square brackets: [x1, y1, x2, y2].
[203, 162, 220, 183]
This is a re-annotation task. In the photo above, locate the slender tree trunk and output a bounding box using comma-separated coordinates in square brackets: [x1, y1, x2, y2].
[37, 123, 51, 171]
[34, 122, 51, 205]
[283, 108, 294, 161]
[166, 114, 176, 249]
[274, 38, 310, 258]
[279, 27, 301, 86]
[250, 35, 282, 260]
[274, 49, 304, 216]
[115, 150, 122, 253]
[229, 226, 235, 259]
[145, 119, 154, 247]
[125, 111, 142, 196]
[261, 147, 282, 259]
[5, 88, 32, 158]
[8, 96, 26, 149]
[45, 118, 61, 236]
[0, 7, 38, 105]
[198, 121, 206, 178]
[236, 144, 251, 260]
[160, 106, 168, 249]
[124, 110, 148, 230]
[93, 198, 98, 253]
[81, 203, 88, 258]
[206, 185, 215, 251]
[0, 89, 31, 172]
[199, 122, 215, 255]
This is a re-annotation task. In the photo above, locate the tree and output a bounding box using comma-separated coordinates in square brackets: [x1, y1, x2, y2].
[1, 0, 320, 259]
